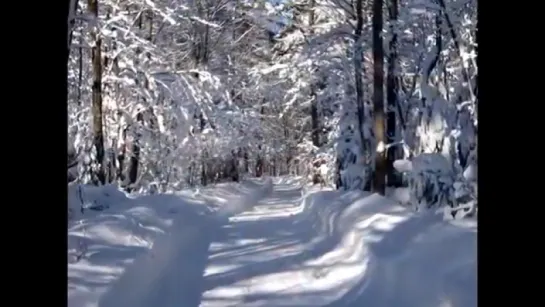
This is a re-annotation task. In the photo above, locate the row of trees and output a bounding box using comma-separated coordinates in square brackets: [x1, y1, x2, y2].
[66, 0, 477, 197]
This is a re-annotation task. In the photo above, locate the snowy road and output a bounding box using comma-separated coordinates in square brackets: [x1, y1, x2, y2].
[200, 184, 476, 307]
[83, 178, 476, 307]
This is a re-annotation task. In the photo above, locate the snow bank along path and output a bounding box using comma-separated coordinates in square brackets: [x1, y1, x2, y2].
[68, 178, 273, 307]
[96, 178, 273, 307]
[200, 184, 476, 307]
[69, 177, 476, 307]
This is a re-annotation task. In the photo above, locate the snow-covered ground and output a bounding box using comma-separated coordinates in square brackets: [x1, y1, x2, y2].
[68, 176, 476, 307]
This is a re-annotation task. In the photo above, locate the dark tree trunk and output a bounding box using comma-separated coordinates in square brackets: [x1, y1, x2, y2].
[77, 32, 83, 106]
[309, 0, 320, 148]
[66, 0, 73, 182]
[198, 112, 208, 186]
[117, 131, 126, 182]
[67, 0, 79, 63]
[354, 0, 368, 191]
[127, 113, 144, 192]
[372, 0, 386, 195]
[256, 145, 263, 177]
[201, 150, 208, 186]
[243, 149, 249, 173]
[386, 0, 402, 187]
[88, 0, 106, 185]
[231, 150, 239, 182]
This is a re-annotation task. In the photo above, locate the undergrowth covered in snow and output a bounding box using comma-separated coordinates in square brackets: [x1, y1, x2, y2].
[67, 0, 477, 215]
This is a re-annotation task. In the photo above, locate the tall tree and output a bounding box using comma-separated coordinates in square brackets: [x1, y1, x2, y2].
[372, 0, 386, 195]
[354, 0, 367, 189]
[66, 0, 73, 174]
[88, 0, 106, 185]
[309, 0, 320, 149]
[67, 0, 78, 66]
[386, 0, 401, 187]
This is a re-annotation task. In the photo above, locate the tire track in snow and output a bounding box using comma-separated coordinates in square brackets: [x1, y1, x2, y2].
[200, 187, 364, 306]
[98, 179, 273, 307]
[201, 190, 476, 307]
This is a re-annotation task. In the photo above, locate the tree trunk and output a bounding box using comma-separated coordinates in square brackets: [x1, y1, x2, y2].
[117, 128, 127, 182]
[66, 0, 73, 180]
[88, 0, 106, 185]
[191, 0, 210, 79]
[243, 149, 249, 172]
[386, 0, 402, 187]
[127, 113, 144, 191]
[201, 150, 208, 186]
[199, 113, 208, 185]
[309, 0, 320, 148]
[77, 32, 83, 106]
[66, 0, 73, 77]
[354, 0, 367, 191]
[436, 0, 475, 104]
[67, 0, 79, 62]
[148, 10, 153, 41]
[372, 0, 386, 195]
[231, 150, 239, 182]
[256, 145, 263, 177]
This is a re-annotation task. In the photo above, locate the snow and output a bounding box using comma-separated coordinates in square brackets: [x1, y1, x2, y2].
[393, 155, 460, 211]
[393, 159, 413, 173]
[68, 179, 272, 307]
[411, 153, 453, 175]
[68, 176, 476, 307]
[388, 187, 411, 205]
[463, 163, 477, 181]
[376, 141, 386, 153]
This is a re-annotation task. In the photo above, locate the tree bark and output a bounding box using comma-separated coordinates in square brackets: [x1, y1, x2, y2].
[127, 113, 143, 191]
[88, 0, 106, 185]
[65, 0, 72, 81]
[386, 0, 402, 187]
[372, 0, 386, 195]
[67, 0, 79, 62]
[354, 0, 367, 191]
[309, 0, 320, 148]
[66, 0, 73, 182]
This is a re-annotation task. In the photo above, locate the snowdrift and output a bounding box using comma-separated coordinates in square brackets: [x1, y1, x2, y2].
[321, 192, 477, 307]
[201, 186, 476, 307]
[69, 177, 476, 307]
[68, 178, 273, 307]
[68, 183, 129, 220]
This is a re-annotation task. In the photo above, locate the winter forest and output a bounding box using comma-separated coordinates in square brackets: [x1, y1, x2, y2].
[67, 0, 477, 215]
[67, 0, 477, 304]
